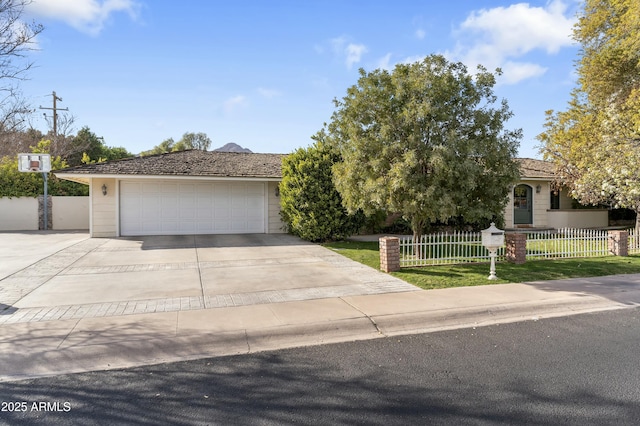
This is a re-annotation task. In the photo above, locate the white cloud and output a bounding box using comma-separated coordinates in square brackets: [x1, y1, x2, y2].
[448, 0, 577, 84]
[500, 61, 548, 84]
[376, 53, 393, 71]
[402, 55, 427, 65]
[373, 54, 426, 71]
[27, 0, 140, 36]
[328, 36, 368, 69]
[257, 88, 282, 98]
[329, 36, 347, 53]
[411, 15, 427, 40]
[345, 43, 367, 69]
[223, 95, 248, 114]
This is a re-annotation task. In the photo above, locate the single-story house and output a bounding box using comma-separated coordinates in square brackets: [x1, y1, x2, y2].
[55, 152, 608, 237]
[55, 150, 286, 237]
[505, 158, 608, 229]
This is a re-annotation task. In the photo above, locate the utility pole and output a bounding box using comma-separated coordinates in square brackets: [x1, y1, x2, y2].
[39, 91, 69, 136]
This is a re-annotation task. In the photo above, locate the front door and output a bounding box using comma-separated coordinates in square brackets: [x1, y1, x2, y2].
[513, 184, 533, 225]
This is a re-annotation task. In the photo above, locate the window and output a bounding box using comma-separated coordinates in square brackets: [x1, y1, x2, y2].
[514, 185, 529, 209]
[550, 190, 560, 210]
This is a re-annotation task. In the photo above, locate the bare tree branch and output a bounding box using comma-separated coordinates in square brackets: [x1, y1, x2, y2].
[0, 0, 43, 138]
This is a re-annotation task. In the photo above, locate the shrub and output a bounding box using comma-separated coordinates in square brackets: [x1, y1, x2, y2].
[280, 142, 363, 242]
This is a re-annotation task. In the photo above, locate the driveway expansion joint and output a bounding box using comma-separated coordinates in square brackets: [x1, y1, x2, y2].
[0, 238, 108, 306]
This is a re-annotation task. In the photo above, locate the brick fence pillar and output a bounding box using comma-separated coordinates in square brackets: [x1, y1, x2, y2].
[608, 230, 629, 256]
[505, 232, 526, 264]
[379, 236, 400, 272]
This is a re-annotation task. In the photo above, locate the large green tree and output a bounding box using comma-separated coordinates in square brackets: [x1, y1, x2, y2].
[141, 132, 212, 155]
[321, 55, 520, 240]
[66, 126, 132, 166]
[141, 138, 176, 156]
[279, 142, 363, 242]
[539, 0, 640, 230]
[175, 132, 212, 151]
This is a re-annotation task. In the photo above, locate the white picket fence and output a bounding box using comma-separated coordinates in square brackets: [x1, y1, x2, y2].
[399, 231, 504, 267]
[399, 227, 624, 267]
[629, 228, 640, 254]
[525, 228, 610, 260]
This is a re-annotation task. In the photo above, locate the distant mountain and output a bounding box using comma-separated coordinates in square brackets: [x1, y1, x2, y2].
[213, 143, 252, 153]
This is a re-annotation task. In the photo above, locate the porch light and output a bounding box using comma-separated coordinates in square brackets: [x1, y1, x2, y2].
[102, 184, 107, 196]
[481, 223, 504, 280]
[274, 184, 280, 197]
[536, 184, 541, 193]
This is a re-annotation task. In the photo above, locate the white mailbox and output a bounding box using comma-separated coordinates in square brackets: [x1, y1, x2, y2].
[481, 222, 504, 250]
[481, 222, 504, 280]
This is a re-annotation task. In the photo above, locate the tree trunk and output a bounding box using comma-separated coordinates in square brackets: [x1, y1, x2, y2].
[412, 229, 421, 259]
[411, 217, 425, 260]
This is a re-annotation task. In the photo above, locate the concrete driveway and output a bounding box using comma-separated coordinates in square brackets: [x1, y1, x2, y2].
[1, 232, 416, 317]
[0, 231, 90, 281]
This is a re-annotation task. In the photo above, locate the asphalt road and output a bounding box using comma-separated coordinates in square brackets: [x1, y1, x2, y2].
[1, 307, 640, 425]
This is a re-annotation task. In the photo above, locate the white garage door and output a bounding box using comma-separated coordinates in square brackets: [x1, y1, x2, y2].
[120, 180, 265, 236]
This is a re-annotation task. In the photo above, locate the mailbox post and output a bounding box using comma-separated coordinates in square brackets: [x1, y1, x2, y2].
[481, 222, 504, 280]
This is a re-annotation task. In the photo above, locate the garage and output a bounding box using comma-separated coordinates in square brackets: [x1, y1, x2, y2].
[120, 180, 266, 236]
[54, 150, 285, 238]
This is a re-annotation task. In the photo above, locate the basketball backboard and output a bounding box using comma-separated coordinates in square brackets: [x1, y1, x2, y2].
[18, 153, 51, 173]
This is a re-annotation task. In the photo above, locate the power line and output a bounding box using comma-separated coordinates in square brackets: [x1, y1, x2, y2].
[39, 91, 69, 136]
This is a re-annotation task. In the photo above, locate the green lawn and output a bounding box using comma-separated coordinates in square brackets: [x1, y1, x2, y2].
[323, 240, 640, 290]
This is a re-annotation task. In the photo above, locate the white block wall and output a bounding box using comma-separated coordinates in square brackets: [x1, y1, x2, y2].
[0, 197, 38, 230]
[52, 196, 89, 230]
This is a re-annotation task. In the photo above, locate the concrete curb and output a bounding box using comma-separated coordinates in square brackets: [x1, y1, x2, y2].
[0, 317, 382, 382]
[371, 296, 629, 336]
[1, 291, 635, 382]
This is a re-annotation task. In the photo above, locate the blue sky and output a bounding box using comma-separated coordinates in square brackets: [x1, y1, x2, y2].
[22, 0, 582, 158]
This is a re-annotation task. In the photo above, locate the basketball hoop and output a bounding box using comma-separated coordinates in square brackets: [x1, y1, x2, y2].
[18, 154, 51, 173]
[17, 153, 52, 231]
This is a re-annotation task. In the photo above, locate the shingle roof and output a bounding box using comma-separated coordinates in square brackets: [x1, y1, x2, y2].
[55, 150, 554, 181]
[55, 150, 285, 178]
[516, 158, 555, 179]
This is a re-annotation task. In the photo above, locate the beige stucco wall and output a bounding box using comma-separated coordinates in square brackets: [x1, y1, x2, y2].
[90, 178, 117, 237]
[547, 209, 608, 228]
[268, 181, 286, 233]
[532, 181, 550, 228]
[52, 196, 89, 230]
[556, 188, 574, 210]
[0, 197, 38, 230]
[504, 193, 514, 228]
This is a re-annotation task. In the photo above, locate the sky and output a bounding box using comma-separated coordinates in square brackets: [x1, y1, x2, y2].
[20, 0, 583, 158]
